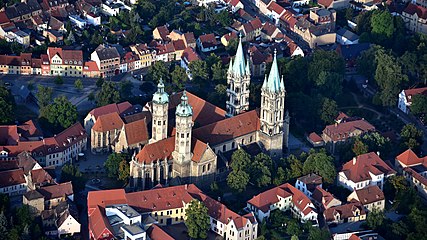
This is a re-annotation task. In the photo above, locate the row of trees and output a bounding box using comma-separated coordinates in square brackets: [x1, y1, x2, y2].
[226, 148, 337, 193]
[0, 86, 14, 124]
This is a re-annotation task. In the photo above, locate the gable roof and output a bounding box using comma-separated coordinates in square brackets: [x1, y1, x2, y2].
[92, 112, 124, 132]
[147, 225, 174, 240]
[351, 185, 384, 205]
[403, 167, 427, 186]
[181, 47, 200, 63]
[403, 87, 427, 103]
[323, 119, 375, 142]
[89, 102, 133, 119]
[403, 3, 427, 19]
[312, 186, 341, 209]
[297, 173, 322, 192]
[123, 118, 148, 145]
[341, 152, 396, 183]
[324, 201, 365, 222]
[37, 181, 73, 200]
[198, 33, 218, 48]
[192, 109, 260, 146]
[0, 169, 25, 187]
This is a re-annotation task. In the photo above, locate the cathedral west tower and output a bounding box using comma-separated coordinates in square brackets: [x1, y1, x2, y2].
[226, 35, 251, 117]
[259, 50, 289, 158]
[150, 79, 169, 143]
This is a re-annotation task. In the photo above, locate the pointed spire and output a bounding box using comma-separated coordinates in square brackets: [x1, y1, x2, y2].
[232, 33, 246, 77]
[264, 49, 282, 93]
[228, 58, 233, 74]
[262, 74, 267, 89]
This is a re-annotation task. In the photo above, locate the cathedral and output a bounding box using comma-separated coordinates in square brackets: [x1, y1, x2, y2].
[129, 37, 290, 189]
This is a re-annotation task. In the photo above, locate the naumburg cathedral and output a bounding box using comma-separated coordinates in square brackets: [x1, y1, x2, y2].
[130, 37, 290, 189]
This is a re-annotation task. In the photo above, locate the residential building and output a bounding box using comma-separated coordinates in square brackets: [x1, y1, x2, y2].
[239, 18, 263, 41]
[180, 47, 201, 79]
[4, 0, 42, 22]
[221, 31, 238, 46]
[318, 0, 350, 9]
[336, 28, 359, 45]
[266, 1, 285, 25]
[0, 169, 27, 195]
[130, 44, 154, 69]
[401, 3, 427, 35]
[85, 12, 101, 26]
[295, 173, 323, 198]
[261, 21, 284, 42]
[197, 33, 219, 52]
[335, 43, 371, 70]
[324, 201, 366, 225]
[347, 185, 385, 212]
[293, 8, 337, 48]
[153, 25, 170, 42]
[395, 149, 427, 199]
[248, 45, 272, 77]
[47, 47, 83, 77]
[83, 61, 100, 77]
[321, 113, 375, 153]
[247, 183, 318, 224]
[167, 30, 196, 48]
[311, 186, 342, 211]
[338, 152, 396, 191]
[69, 15, 87, 29]
[91, 44, 121, 77]
[88, 184, 258, 240]
[397, 87, 427, 114]
[0, 123, 87, 167]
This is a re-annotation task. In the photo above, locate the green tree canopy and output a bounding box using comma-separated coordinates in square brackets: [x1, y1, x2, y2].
[352, 138, 369, 156]
[105, 153, 130, 180]
[0, 86, 14, 124]
[118, 160, 130, 181]
[96, 81, 120, 107]
[303, 151, 336, 183]
[371, 10, 394, 41]
[400, 124, 423, 150]
[60, 164, 85, 192]
[319, 98, 338, 124]
[189, 60, 209, 81]
[43, 96, 78, 130]
[366, 208, 385, 230]
[171, 66, 188, 90]
[227, 170, 249, 193]
[119, 80, 133, 101]
[185, 199, 210, 239]
[410, 94, 427, 115]
[74, 79, 83, 91]
[148, 61, 169, 83]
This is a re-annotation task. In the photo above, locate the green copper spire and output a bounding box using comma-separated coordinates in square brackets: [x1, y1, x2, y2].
[263, 49, 283, 93]
[228, 58, 233, 74]
[153, 78, 169, 104]
[176, 90, 193, 117]
[231, 34, 246, 77]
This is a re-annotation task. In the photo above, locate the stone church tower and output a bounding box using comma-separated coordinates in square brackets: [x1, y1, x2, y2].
[259, 50, 289, 158]
[226, 36, 251, 117]
[150, 79, 169, 143]
[172, 91, 194, 179]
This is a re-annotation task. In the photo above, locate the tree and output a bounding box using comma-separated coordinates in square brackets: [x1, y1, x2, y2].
[230, 149, 251, 171]
[227, 170, 249, 192]
[0, 86, 14, 124]
[371, 10, 394, 42]
[61, 164, 85, 192]
[303, 151, 336, 183]
[96, 81, 120, 107]
[212, 62, 225, 84]
[118, 160, 130, 181]
[352, 139, 368, 156]
[90, 32, 103, 45]
[148, 61, 169, 83]
[96, 77, 104, 88]
[282, 155, 304, 181]
[291, 236, 299, 240]
[185, 199, 210, 239]
[400, 124, 423, 150]
[273, 167, 286, 185]
[319, 98, 337, 124]
[54, 75, 64, 85]
[43, 96, 77, 130]
[189, 60, 209, 81]
[286, 220, 302, 237]
[226, 38, 238, 55]
[410, 94, 427, 115]
[36, 85, 53, 108]
[361, 132, 391, 157]
[74, 79, 83, 91]
[171, 66, 188, 90]
[249, 153, 273, 187]
[0, 211, 8, 236]
[366, 208, 385, 230]
[105, 153, 129, 179]
[0, 194, 9, 214]
[307, 227, 330, 240]
[119, 80, 133, 101]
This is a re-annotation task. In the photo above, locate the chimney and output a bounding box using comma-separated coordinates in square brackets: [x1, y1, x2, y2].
[185, 184, 188, 190]
[218, 196, 221, 202]
[353, 157, 357, 165]
[376, 151, 380, 156]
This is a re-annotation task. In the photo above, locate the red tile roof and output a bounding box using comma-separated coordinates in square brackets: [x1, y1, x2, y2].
[297, 173, 322, 191]
[154, 25, 170, 41]
[404, 167, 427, 186]
[403, 3, 427, 19]
[323, 119, 375, 142]
[222, 31, 238, 42]
[0, 169, 25, 187]
[30, 168, 53, 185]
[37, 181, 73, 200]
[0, 125, 19, 145]
[123, 118, 148, 145]
[318, 0, 333, 8]
[147, 225, 174, 240]
[193, 110, 260, 146]
[181, 47, 200, 63]
[396, 149, 427, 167]
[248, 183, 316, 217]
[267, 1, 285, 15]
[280, 11, 297, 29]
[0, 11, 10, 25]
[91, 112, 123, 133]
[341, 152, 396, 183]
[83, 61, 99, 72]
[312, 186, 340, 210]
[173, 39, 186, 51]
[89, 102, 133, 119]
[403, 87, 427, 103]
[324, 201, 366, 222]
[350, 185, 384, 205]
[198, 33, 218, 48]
[308, 132, 323, 143]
